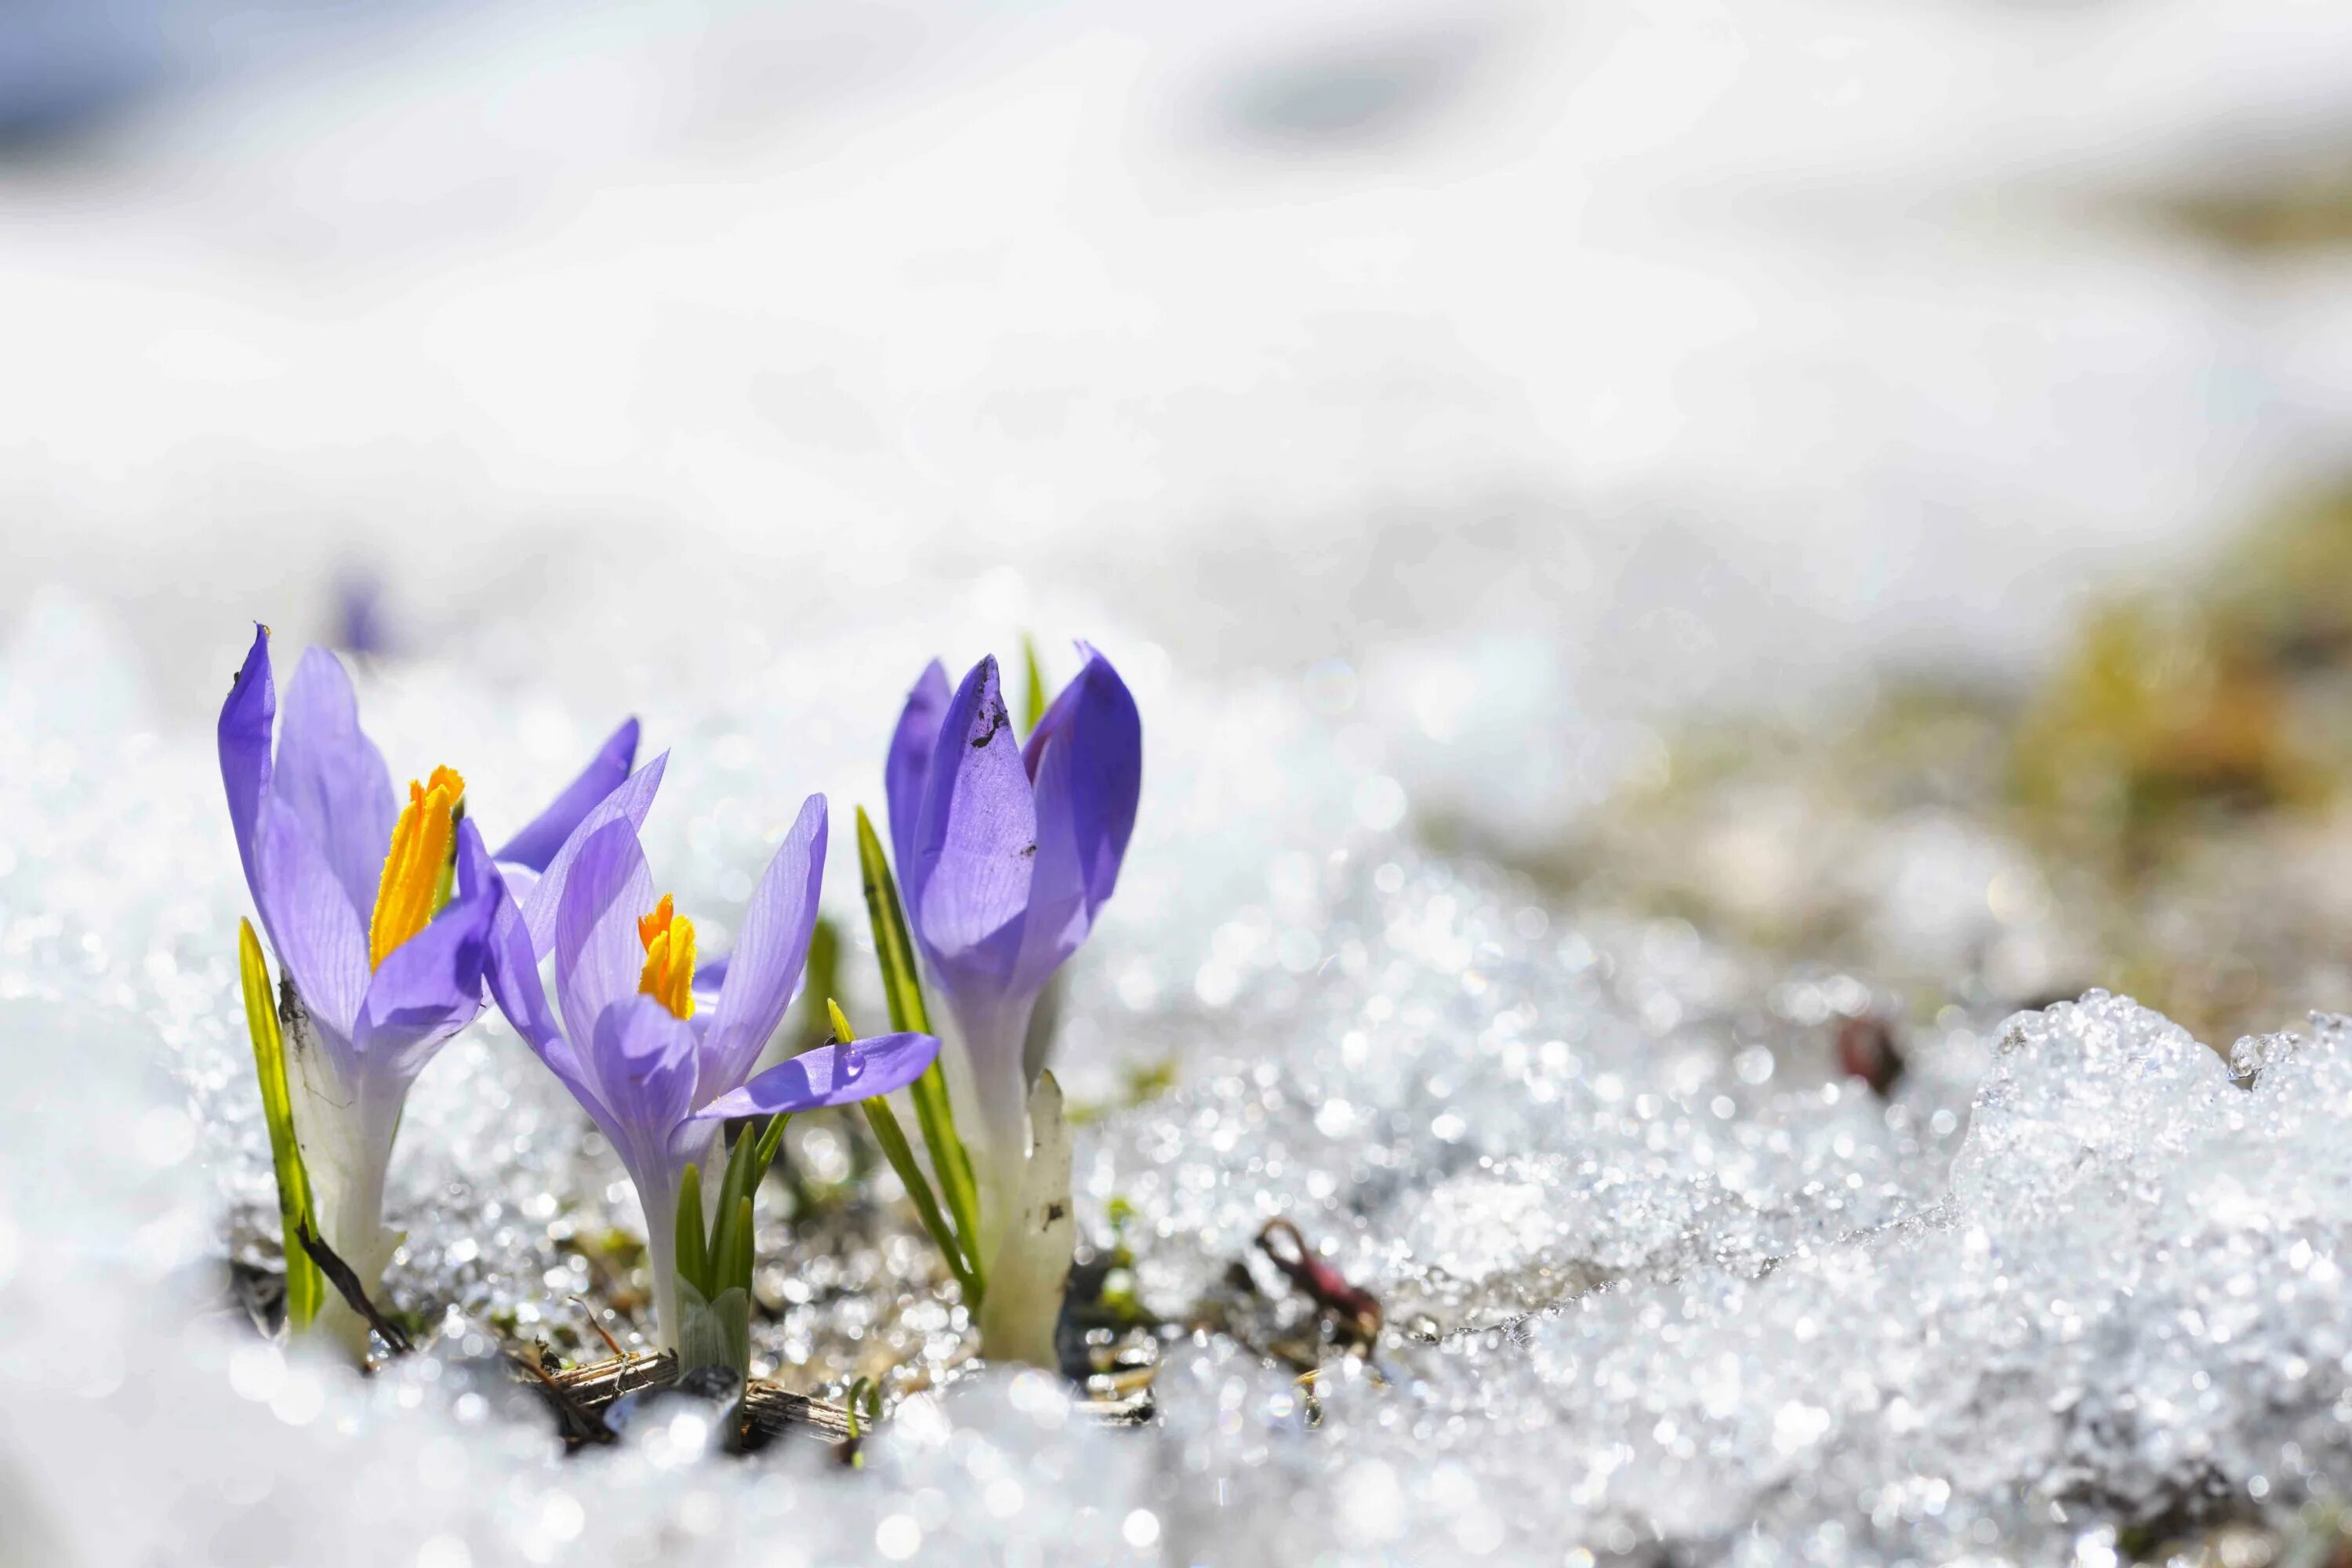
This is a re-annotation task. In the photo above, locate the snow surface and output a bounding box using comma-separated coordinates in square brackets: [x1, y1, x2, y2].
[5, 588, 2352, 1566]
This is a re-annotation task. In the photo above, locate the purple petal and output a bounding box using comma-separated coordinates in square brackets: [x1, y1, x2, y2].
[909, 657, 1034, 986]
[1011, 736, 1093, 995]
[702, 794, 828, 1097]
[886, 660, 952, 906]
[275, 647, 400, 925]
[494, 717, 642, 873]
[480, 853, 617, 1142]
[481, 855, 564, 1060]
[585, 994, 702, 1181]
[492, 861, 540, 909]
[217, 623, 274, 899]
[553, 819, 657, 1072]
[519, 753, 667, 957]
[690, 1032, 940, 1122]
[1014, 647, 1142, 992]
[691, 954, 729, 992]
[352, 818, 495, 1088]
[252, 791, 370, 1052]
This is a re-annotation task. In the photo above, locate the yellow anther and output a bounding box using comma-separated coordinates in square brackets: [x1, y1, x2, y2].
[637, 893, 698, 1019]
[369, 764, 466, 969]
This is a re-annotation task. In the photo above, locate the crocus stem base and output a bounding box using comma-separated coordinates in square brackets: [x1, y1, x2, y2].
[976, 1071, 1076, 1370]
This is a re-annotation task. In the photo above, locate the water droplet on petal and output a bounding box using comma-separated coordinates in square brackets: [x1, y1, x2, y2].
[840, 1043, 867, 1083]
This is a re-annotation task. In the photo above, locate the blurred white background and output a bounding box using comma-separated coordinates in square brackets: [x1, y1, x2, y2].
[5, 0, 2352, 731]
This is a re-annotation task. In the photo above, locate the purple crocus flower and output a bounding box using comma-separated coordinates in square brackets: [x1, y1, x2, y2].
[886, 646, 1141, 1258]
[216, 624, 641, 1351]
[481, 778, 940, 1350]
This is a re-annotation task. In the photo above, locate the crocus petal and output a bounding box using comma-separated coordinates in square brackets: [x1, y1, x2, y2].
[481, 858, 564, 1062]
[252, 792, 370, 1053]
[688, 1032, 940, 1123]
[1014, 647, 1143, 993]
[584, 994, 702, 1182]
[492, 861, 540, 908]
[1011, 736, 1092, 996]
[494, 717, 642, 873]
[520, 752, 668, 957]
[701, 793, 828, 1098]
[352, 818, 495, 1087]
[691, 954, 729, 992]
[554, 819, 658, 1078]
[909, 656, 1035, 985]
[1023, 645, 1142, 911]
[480, 856, 615, 1142]
[217, 623, 274, 898]
[275, 647, 400, 924]
[886, 659, 952, 903]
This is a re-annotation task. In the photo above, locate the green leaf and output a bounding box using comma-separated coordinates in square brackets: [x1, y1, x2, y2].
[712, 1123, 761, 1258]
[854, 807, 932, 1036]
[751, 1109, 791, 1175]
[829, 998, 978, 1297]
[793, 917, 841, 1055]
[683, 1134, 775, 1385]
[860, 1084, 984, 1308]
[1020, 633, 1051, 733]
[239, 920, 323, 1330]
[853, 808, 985, 1284]
[711, 1193, 756, 1301]
[732, 1196, 755, 1294]
[674, 1163, 710, 1298]
[674, 1276, 751, 1383]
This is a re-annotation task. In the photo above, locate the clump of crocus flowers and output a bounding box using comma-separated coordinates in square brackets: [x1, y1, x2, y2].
[222, 626, 1141, 1383]
[220, 626, 640, 1354]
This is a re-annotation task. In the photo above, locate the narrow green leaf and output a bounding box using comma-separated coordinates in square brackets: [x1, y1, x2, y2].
[751, 1111, 791, 1178]
[674, 1163, 710, 1298]
[710, 1191, 754, 1304]
[239, 920, 323, 1330]
[674, 1276, 750, 1384]
[862, 1092, 983, 1308]
[673, 1274, 716, 1370]
[793, 917, 840, 1055]
[729, 1196, 755, 1295]
[913, 1067, 982, 1287]
[853, 809, 984, 1282]
[1020, 633, 1051, 733]
[713, 1124, 760, 1255]
[831, 999, 980, 1296]
[854, 807, 931, 1035]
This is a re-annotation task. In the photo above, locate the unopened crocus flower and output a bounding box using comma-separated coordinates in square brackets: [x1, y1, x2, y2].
[217, 625, 642, 1353]
[887, 646, 1140, 1356]
[481, 780, 939, 1352]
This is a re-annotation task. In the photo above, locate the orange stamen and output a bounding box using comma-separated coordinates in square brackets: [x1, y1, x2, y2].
[368, 764, 466, 969]
[637, 893, 698, 1019]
